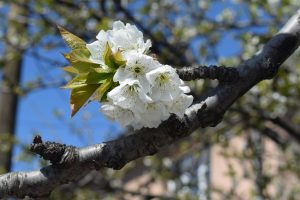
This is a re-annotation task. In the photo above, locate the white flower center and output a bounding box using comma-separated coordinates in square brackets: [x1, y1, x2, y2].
[129, 65, 144, 77]
[124, 83, 142, 97]
[157, 72, 171, 86]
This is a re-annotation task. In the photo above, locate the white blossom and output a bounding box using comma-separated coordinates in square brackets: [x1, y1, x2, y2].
[146, 65, 182, 101]
[101, 103, 136, 127]
[86, 21, 194, 129]
[107, 79, 152, 112]
[179, 80, 191, 93]
[167, 94, 193, 118]
[86, 21, 151, 66]
[134, 102, 170, 129]
[113, 53, 161, 92]
[107, 21, 151, 56]
[86, 30, 108, 65]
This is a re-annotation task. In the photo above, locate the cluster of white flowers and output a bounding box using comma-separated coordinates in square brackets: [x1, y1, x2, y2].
[87, 21, 193, 129]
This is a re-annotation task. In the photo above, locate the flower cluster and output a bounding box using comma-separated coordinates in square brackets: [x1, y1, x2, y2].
[85, 21, 193, 129]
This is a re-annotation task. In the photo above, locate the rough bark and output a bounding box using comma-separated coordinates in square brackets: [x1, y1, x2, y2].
[0, 9, 299, 199]
[177, 65, 239, 82]
[0, 1, 28, 172]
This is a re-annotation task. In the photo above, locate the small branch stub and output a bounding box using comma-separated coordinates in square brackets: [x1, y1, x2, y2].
[30, 135, 78, 166]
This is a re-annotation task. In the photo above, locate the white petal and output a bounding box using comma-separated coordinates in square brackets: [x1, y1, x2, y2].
[179, 85, 191, 93]
[114, 53, 160, 92]
[138, 76, 151, 92]
[167, 94, 193, 118]
[137, 86, 153, 103]
[86, 30, 108, 64]
[146, 65, 181, 86]
[113, 67, 129, 83]
[101, 103, 135, 127]
[107, 21, 151, 54]
[96, 30, 108, 42]
[86, 41, 103, 64]
[135, 102, 170, 128]
[113, 21, 126, 30]
[107, 80, 151, 112]
[131, 121, 144, 130]
[144, 39, 152, 53]
[147, 65, 182, 101]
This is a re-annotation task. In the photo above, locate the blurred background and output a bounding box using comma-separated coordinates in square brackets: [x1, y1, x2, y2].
[0, 0, 300, 199]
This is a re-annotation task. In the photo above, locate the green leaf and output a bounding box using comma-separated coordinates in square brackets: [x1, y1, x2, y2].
[63, 75, 88, 89]
[58, 26, 115, 117]
[63, 50, 100, 73]
[63, 66, 79, 74]
[103, 42, 126, 69]
[93, 78, 113, 101]
[113, 50, 126, 67]
[59, 26, 99, 74]
[70, 84, 99, 117]
[86, 69, 113, 84]
[103, 42, 115, 68]
[58, 26, 86, 50]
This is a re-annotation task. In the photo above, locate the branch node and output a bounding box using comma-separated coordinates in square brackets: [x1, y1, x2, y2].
[30, 135, 78, 166]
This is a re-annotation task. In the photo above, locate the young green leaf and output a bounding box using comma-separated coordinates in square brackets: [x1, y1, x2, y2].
[70, 84, 99, 117]
[63, 75, 88, 89]
[63, 66, 79, 74]
[63, 50, 100, 73]
[103, 42, 116, 69]
[103, 43, 126, 69]
[93, 78, 113, 101]
[58, 26, 86, 50]
[86, 69, 113, 84]
[113, 50, 126, 67]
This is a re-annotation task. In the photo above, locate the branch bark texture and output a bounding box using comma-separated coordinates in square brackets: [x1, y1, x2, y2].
[177, 65, 239, 82]
[1, 9, 300, 199]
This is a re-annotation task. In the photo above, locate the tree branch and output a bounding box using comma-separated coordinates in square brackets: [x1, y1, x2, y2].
[262, 127, 288, 149]
[177, 65, 239, 82]
[250, 103, 300, 143]
[1, 9, 300, 199]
